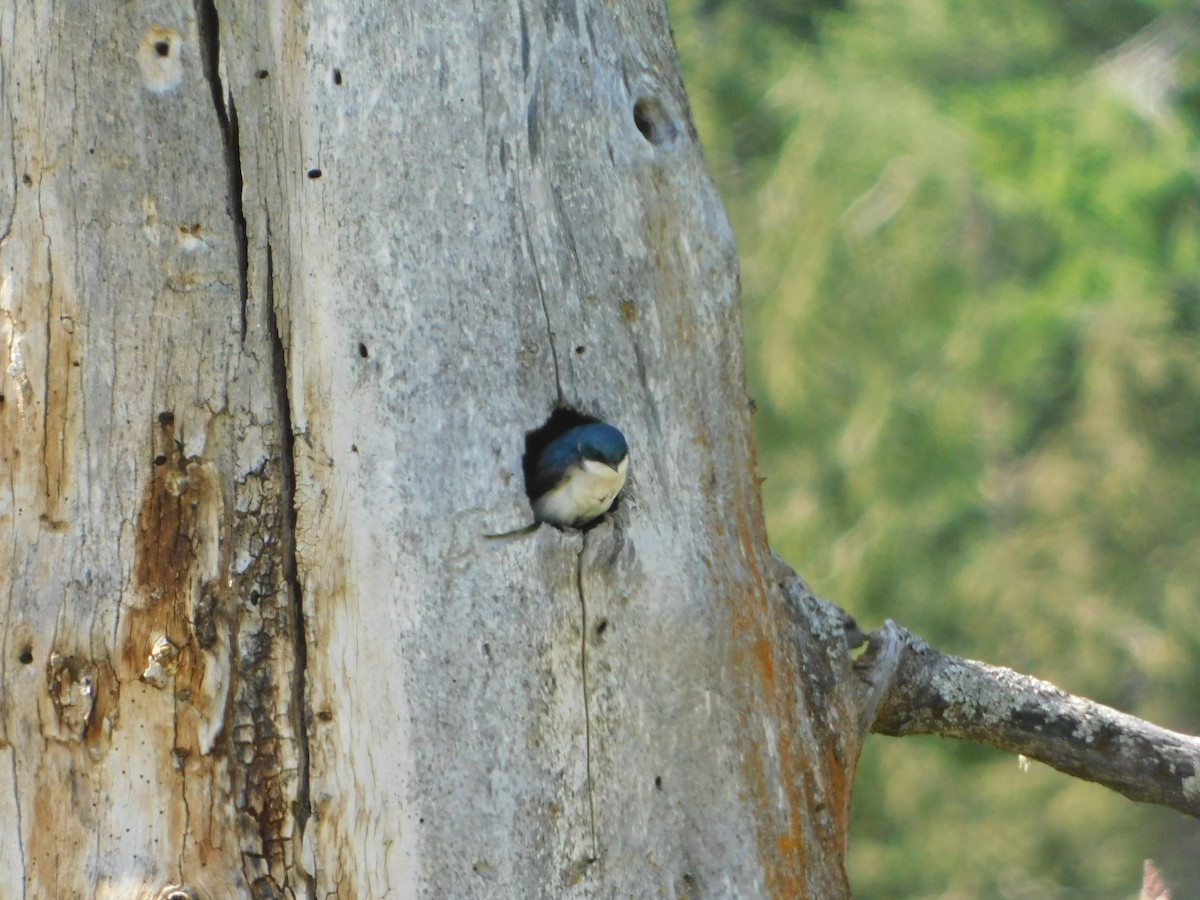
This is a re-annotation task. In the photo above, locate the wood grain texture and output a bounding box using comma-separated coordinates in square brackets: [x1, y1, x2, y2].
[1, 0, 859, 896]
[1, 0, 298, 895]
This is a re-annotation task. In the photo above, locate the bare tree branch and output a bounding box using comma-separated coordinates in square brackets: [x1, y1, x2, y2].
[856, 620, 1200, 818]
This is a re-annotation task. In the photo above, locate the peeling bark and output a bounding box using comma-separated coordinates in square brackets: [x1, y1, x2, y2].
[2, 0, 304, 894]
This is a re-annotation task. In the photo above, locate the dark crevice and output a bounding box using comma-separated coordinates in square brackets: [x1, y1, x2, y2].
[575, 549, 599, 864]
[632, 97, 677, 146]
[195, 0, 249, 340]
[6, 740, 25, 890]
[174, 695, 190, 878]
[40, 244, 54, 507]
[265, 240, 316, 895]
[229, 100, 249, 339]
[518, 0, 530, 77]
[194, 0, 227, 173]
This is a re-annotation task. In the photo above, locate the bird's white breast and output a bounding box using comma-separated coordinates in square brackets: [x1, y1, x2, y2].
[533, 457, 628, 526]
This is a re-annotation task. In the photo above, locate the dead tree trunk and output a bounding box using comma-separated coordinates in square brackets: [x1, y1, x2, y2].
[1, 0, 861, 895]
[6, 1, 1195, 898]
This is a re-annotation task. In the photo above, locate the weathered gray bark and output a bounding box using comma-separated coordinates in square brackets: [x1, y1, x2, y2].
[3, 2, 301, 896]
[5, 1, 1198, 898]
[1, 0, 861, 896]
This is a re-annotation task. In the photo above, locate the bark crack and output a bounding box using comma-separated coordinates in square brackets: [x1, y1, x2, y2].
[5, 746, 26, 898]
[514, 165, 564, 404]
[575, 548, 598, 866]
[39, 242, 53, 505]
[195, 0, 249, 340]
[0, 88, 15, 247]
[174, 698, 190, 879]
[265, 240, 316, 894]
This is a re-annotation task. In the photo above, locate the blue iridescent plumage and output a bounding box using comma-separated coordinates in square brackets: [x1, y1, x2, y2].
[486, 420, 630, 539]
[529, 423, 629, 527]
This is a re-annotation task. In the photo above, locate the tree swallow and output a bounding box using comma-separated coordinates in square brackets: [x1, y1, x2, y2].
[528, 422, 629, 528]
[486, 418, 630, 540]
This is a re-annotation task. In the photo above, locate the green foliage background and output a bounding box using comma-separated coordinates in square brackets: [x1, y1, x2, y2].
[668, 0, 1200, 895]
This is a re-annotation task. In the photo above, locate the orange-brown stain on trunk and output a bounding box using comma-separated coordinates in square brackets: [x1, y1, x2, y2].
[134, 417, 197, 600]
[720, 490, 837, 897]
[125, 413, 215, 706]
[42, 275, 80, 527]
[2, 251, 80, 527]
[822, 747, 851, 857]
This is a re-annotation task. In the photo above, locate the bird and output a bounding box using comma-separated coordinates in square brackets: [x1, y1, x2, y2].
[528, 422, 629, 527]
[486, 421, 629, 539]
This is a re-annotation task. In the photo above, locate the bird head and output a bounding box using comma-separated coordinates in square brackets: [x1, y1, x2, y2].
[573, 423, 628, 470]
